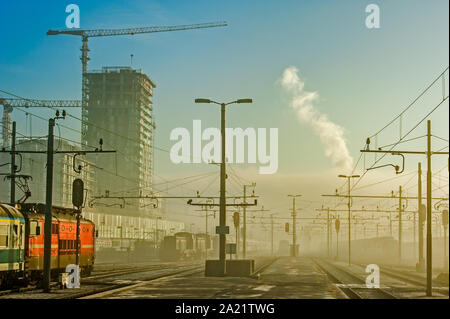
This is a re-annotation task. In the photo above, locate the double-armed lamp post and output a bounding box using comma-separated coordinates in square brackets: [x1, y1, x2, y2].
[194, 98, 252, 274]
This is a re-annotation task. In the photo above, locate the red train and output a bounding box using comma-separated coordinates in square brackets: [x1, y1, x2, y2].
[0, 203, 95, 288]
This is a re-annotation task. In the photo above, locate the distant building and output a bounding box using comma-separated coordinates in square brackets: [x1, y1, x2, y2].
[84, 66, 156, 214]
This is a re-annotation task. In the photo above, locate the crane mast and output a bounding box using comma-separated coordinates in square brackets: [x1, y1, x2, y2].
[46, 21, 227, 147]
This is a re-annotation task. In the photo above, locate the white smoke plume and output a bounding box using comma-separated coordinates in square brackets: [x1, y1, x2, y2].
[280, 66, 354, 171]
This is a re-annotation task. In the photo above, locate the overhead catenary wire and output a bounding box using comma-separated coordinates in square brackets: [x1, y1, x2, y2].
[352, 94, 448, 190]
[368, 67, 449, 139]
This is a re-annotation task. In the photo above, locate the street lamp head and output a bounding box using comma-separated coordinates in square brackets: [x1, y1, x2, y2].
[352, 175, 361, 178]
[236, 98, 252, 104]
[195, 98, 211, 103]
[338, 175, 347, 178]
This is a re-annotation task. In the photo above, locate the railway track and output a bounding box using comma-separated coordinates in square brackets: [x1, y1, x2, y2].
[0, 261, 202, 298]
[252, 257, 279, 279]
[369, 265, 449, 296]
[312, 258, 398, 299]
[84, 263, 190, 281]
[71, 265, 205, 299]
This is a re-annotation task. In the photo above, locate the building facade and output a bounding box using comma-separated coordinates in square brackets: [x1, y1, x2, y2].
[84, 66, 156, 213]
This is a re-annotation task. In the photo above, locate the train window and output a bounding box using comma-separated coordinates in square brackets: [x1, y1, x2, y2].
[12, 225, 19, 248]
[69, 226, 72, 232]
[61, 225, 65, 231]
[29, 221, 39, 236]
[0, 225, 8, 247]
[52, 224, 59, 235]
[82, 227, 85, 232]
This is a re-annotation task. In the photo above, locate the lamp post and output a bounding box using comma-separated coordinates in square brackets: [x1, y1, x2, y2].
[194, 98, 252, 275]
[338, 174, 360, 266]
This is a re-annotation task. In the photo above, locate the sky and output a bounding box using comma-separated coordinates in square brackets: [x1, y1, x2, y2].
[0, 0, 448, 235]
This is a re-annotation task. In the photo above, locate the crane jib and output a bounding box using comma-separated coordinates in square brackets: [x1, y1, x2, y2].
[47, 21, 227, 38]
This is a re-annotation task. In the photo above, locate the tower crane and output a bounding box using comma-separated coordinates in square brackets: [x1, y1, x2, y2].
[0, 97, 81, 147]
[46, 21, 228, 145]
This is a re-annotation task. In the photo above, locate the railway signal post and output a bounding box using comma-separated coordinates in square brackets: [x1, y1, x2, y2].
[72, 178, 84, 266]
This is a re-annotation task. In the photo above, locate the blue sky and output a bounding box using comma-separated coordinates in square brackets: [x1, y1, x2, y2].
[0, 1, 448, 223]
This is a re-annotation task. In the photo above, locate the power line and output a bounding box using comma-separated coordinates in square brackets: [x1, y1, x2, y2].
[353, 95, 448, 190]
[369, 67, 448, 139]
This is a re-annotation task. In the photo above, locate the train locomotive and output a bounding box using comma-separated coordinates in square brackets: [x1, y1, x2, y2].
[0, 203, 95, 288]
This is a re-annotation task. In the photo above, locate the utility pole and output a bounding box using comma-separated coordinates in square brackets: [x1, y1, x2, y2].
[288, 195, 301, 257]
[326, 207, 330, 258]
[43, 118, 55, 292]
[360, 120, 449, 296]
[426, 120, 432, 296]
[219, 102, 226, 269]
[417, 162, 425, 272]
[329, 213, 333, 258]
[335, 217, 340, 260]
[10, 121, 16, 205]
[442, 210, 448, 270]
[205, 205, 209, 259]
[413, 204, 416, 260]
[398, 186, 403, 263]
[337, 174, 360, 266]
[270, 214, 274, 256]
[242, 182, 256, 259]
[389, 212, 393, 236]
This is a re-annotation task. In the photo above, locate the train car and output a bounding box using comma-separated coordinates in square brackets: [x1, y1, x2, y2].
[159, 232, 195, 261]
[194, 233, 214, 259]
[0, 204, 26, 288]
[18, 203, 95, 279]
[159, 235, 179, 261]
[160, 232, 216, 261]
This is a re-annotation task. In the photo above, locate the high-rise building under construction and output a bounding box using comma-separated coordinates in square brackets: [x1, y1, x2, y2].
[84, 66, 156, 211]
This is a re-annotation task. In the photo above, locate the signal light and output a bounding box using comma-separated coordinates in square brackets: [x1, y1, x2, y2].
[233, 212, 240, 228]
[335, 219, 340, 232]
[72, 178, 84, 209]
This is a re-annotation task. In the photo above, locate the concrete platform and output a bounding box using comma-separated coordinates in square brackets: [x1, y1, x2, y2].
[90, 257, 346, 299]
